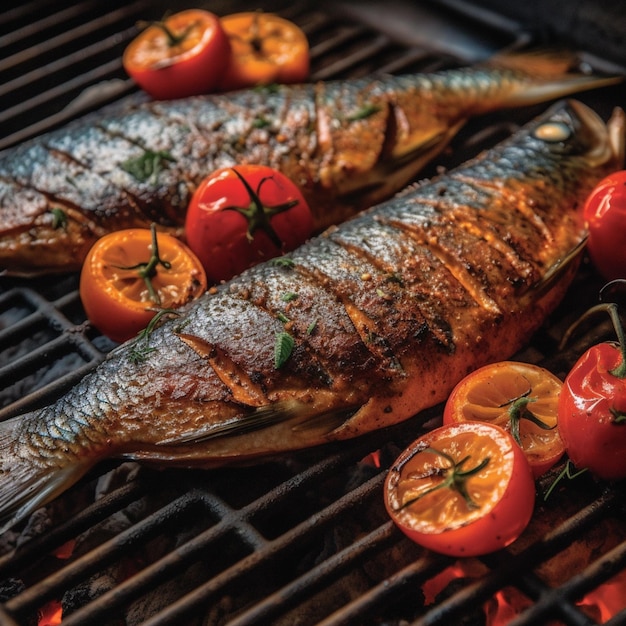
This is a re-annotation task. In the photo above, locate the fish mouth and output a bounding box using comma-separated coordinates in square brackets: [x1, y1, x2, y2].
[568, 99, 625, 168]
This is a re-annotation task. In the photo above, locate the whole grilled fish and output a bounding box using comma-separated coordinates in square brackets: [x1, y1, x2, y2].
[0, 99, 623, 533]
[0, 52, 621, 275]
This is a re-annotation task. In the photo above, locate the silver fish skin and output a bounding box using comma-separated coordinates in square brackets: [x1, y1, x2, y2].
[0, 99, 623, 533]
[0, 52, 621, 275]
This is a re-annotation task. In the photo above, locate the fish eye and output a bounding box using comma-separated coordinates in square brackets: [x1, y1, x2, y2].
[532, 121, 572, 143]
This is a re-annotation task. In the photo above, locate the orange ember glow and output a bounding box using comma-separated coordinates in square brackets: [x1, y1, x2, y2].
[39, 600, 62, 626]
[423, 561, 626, 625]
[361, 450, 382, 468]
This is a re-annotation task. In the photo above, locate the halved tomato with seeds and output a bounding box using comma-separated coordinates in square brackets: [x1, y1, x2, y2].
[80, 225, 207, 343]
[443, 361, 565, 478]
[384, 422, 535, 557]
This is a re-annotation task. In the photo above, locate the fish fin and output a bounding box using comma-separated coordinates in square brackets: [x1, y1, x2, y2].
[157, 400, 356, 446]
[0, 416, 92, 533]
[522, 237, 587, 301]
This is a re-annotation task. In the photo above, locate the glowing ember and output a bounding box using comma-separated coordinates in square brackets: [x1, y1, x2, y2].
[39, 600, 62, 626]
[423, 560, 626, 625]
[360, 450, 382, 468]
[52, 539, 75, 560]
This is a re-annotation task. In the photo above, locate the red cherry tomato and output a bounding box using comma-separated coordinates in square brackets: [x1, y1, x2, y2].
[80, 226, 207, 343]
[384, 422, 535, 557]
[443, 361, 565, 478]
[558, 304, 626, 481]
[583, 170, 626, 281]
[184, 165, 314, 284]
[123, 9, 231, 100]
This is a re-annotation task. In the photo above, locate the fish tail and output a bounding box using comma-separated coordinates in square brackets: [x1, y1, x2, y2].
[485, 49, 583, 77]
[484, 49, 623, 106]
[0, 415, 91, 533]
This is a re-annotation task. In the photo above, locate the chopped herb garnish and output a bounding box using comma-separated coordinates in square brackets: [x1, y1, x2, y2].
[274, 331, 294, 369]
[271, 257, 296, 269]
[253, 116, 271, 129]
[277, 312, 290, 324]
[128, 308, 180, 364]
[281, 292, 298, 302]
[121, 149, 175, 183]
[347, 103, 382, 122]
[50, 207, 68, 230]
[306, 319, 318, 335]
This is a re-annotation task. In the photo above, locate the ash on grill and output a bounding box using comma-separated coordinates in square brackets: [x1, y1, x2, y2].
[2, 1, 626, 625]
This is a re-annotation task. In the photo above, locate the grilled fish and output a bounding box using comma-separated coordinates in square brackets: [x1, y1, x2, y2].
[0, 52, 621, 275]
[0, 99, 623, 533]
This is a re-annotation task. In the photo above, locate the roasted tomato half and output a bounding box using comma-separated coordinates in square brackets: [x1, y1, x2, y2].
[184, 165, 314, 284]
[583, 170, 626, 281]
[443, 361, 565, 478]
[217, 11, 309, 91]
[80, 226, 207, 343]
[384, 422, 535, 557]
[123, 9, 231, 99]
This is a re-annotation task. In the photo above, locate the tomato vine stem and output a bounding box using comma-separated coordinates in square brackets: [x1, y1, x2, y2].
[226, 167, 299, 249]
[398, 447, 490, 511]
[501, 386, 555, 447]
[115, 223, 171, 306]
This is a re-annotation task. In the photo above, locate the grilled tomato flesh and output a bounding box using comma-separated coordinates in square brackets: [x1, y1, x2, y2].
[384, 422, 535, 557]
[80, 226, 207, 343]
[443, 361, 565, 478]
[217, 11, 309, 91]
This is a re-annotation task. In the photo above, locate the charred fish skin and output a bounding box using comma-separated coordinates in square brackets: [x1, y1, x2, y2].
[0, 53, 622, 275]
[0, 99, 622, 533]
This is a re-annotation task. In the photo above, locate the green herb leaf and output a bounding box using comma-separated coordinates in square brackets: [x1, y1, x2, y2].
[274, 331, 295, 369]
[253, 116, 271, 129]
[121, 149, 175, 183]
[347, 103, 382, 122]
[271, 257, 295, 269]
[281, 292, 298, 302]
[306, 319, 318, 335]
[50, 207, 68, 230]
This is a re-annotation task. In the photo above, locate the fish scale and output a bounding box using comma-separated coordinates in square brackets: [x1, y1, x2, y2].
[0, 98, 623, 533]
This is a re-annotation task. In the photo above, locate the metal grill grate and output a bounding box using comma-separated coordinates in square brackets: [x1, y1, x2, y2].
[1, 1, 626, 625]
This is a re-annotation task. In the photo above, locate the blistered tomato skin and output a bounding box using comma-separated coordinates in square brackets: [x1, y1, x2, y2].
[384, 422, 535, 557]
[184, 165, 314, 284]
[583, 170, 626, 281]
[123, 9, 231, 100]
[558, 342, 626, 481]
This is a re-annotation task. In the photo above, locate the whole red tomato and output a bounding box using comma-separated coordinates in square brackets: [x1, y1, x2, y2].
[583, 170, 626, 281]
[558, 303, 626, 481]
[384, 422, 535, 557]
[123, 9, 231, 100]
[184, 165, 314, 283]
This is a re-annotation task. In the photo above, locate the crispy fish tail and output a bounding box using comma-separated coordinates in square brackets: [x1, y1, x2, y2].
[477, 50, 624, 107]
[0, 414, 93, 532]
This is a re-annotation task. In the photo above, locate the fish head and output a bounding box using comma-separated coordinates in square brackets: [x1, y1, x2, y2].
[529, 99, 624, 171]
